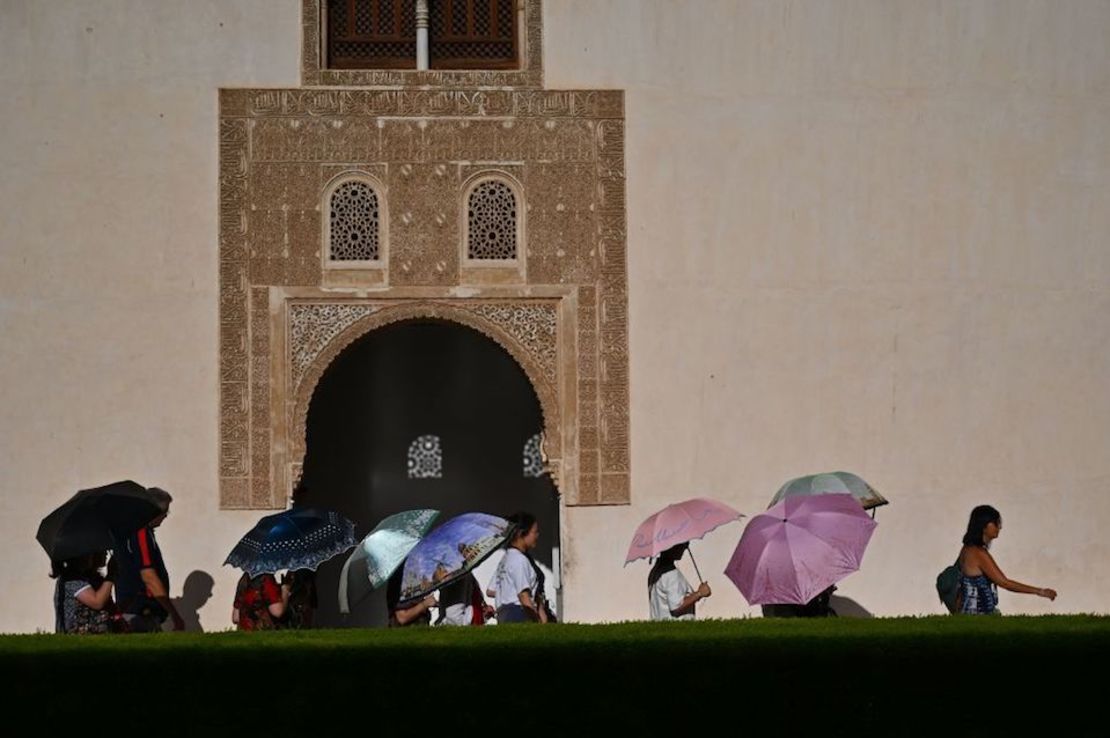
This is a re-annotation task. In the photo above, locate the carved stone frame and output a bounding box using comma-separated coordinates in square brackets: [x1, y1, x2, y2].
[267, 287, 576, 508]
[220, 0, 628, 511]
[302, 0, 544, 88]
[219, 86, 629, 511]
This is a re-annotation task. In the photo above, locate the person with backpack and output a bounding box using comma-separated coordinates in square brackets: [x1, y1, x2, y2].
[232, 572, 290, 631]
[951, 505, 1057, 615]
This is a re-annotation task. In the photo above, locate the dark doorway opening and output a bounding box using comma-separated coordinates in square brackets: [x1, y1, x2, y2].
[299, 319, 560, 627]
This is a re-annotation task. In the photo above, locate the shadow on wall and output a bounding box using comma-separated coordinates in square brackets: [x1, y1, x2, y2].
[828, 595, 872, 618]
[169, 570, 215, 632]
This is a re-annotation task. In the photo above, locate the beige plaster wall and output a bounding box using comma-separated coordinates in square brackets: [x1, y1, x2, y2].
[0, 0, 302, 633]
[2, 0, 1108, 631]
[550, 0, 1110, 620]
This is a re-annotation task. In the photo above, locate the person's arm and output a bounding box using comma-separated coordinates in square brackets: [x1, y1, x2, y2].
[74, 580, 114, 611]
[267, 582, 291, 619]
[139, 568, 185, 630]
[232, 607, 240, 625]
[516, 589, 546, 622]
[670, 582, 711, 618]
[394, 595, 436, 625]
[977, 550, 1057, 600]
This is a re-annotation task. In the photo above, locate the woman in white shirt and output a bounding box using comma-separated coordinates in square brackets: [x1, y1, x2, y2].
[648, 543, 711, 621]
[493, 512, 549, 624]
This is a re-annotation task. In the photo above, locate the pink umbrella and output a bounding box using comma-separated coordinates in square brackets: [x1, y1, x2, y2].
[724, 493, 876, 606]
[625, 498, 744, 580]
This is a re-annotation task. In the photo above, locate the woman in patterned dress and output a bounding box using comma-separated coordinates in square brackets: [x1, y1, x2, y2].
[957, 505, 1057, 614]
[51, 552, 116, 634]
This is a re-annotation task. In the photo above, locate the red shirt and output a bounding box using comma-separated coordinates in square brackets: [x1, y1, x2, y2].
[234, 574, 282, 631]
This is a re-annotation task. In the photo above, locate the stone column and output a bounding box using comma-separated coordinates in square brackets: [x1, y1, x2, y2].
[416, 0, 429, 70]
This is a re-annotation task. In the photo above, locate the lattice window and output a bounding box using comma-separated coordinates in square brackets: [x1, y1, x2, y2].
[407, 435, 443, 479]
[429, 0, 517, 69]
[328, 180, 380, 262]
[328, 0, 417, 69]
[467, 179, 518, 260]
[326, 0, 517, 70]
[523, 433, 544, 478]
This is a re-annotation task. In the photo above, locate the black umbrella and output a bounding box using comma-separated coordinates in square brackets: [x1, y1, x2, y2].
[36, 480, 163, 561]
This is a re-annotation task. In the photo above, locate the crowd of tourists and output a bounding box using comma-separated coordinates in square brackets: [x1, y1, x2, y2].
[46, 476, 1056, 635]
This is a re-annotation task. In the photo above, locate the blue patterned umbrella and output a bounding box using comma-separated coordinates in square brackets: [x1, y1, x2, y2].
[224, 507, 358, 578]
[337, 509, 440, 614]
[399, 513, 511, 604]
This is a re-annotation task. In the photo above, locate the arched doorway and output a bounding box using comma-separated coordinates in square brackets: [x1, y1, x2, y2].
[297, 318, 560, 627]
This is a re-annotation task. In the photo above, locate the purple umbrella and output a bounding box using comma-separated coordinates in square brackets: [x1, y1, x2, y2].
[724, 493, 877, 606]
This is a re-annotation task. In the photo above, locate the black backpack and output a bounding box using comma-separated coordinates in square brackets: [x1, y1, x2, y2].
[936, 559, 962, 613]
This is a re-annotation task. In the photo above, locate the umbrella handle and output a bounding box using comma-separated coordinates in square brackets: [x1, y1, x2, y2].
[687, 548, 704, 583]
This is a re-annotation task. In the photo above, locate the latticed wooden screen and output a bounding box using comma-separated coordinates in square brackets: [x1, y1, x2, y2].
[429, 0, 517, 69]
[328, 0, 418, 69]
[326, 0, 517, 70]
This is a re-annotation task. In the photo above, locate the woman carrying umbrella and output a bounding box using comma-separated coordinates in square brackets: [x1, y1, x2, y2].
[337, 509, 440, 619]
[395, 512, 514, 625]
[38, 480, 169, 634]
[51, 551, 117, 635]
[725, 493, 877, 612]
[648, 543, 711, 621]
[224, 506, 358, 629]
[626, 498, 744, 621]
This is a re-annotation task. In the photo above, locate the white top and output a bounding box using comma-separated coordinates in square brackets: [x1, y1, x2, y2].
[438, 603, 474, 626]
[435, 575, 484, 626]
[649, 568, 694, 621]
[493, 548, 538, 609]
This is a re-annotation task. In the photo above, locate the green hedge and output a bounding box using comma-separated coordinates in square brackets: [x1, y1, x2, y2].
[4, 616, 1106, 733]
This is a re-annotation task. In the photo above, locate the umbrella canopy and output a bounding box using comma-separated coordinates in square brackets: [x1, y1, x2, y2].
[398, 513, 510, 604]
[769, 471, 887, 510]
[625, 498, 744, 565]
[338, 509, 440, 615]
[725, 493, 877, 606]
[36, 480, 164, 561]
[224, 507, 358, 578]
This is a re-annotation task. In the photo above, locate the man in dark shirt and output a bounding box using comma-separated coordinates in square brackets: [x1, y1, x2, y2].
[112, 487, 185, 632]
